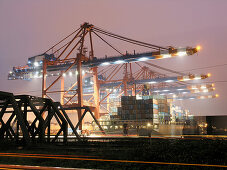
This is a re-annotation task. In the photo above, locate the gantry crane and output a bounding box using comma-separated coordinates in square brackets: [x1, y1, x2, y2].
[8, 22, 216, 129]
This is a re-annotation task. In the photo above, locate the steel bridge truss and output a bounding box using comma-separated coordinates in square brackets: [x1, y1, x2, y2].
[0, 91, 104, 145]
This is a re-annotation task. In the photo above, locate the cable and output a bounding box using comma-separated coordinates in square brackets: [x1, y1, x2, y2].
[44, 27, 81, 53]
[92, 31, 123, 55]
[180, 63, 227, 72]
[143, 61, 185, 76]
[93, 27, 167, 50]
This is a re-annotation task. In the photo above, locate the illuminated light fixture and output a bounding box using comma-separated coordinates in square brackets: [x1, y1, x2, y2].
[213, 87, 215, 90]
[51, 74, 54, 76]
[194, 76, 201, 80]
[115, 60, 124, 64]
[63, 73, 66, 77]
[189, 97, 195, 100]
[207, 73, 211, 77]
[82, 70, 85, 75]
[177, 51, 187, 57]
[208, 95, 212, 98]
[196, 45, 201, 51]
[162, 54, 171, 58]
[75, 71, 78, 75]
[160, 93, 165, 95]
[177, 89, 184, 91]
[168, 93, 174, 95]
[138, 57, 149, 61]
[183, 78, 191, 81]
[203, 89, 208, 93]
[212, 83, 215, 87]
[102, 62, 110, 66]
[28, 61, 31, 64]
[9, 71, 12, 74]
[147, 123, 151, 127]
[165, 80, 174, 83]
[149, 81, 156, 84]
[200, 85, 206, 89]
[153, 90, 160, 93]
[182, 91, 188, 94]
[182, 76, 191, 81]
[114, 89, 117, 92]
[163, 89, 169, 92]
[200, 96, 205, 99]
[34, 62, 39, 67]
[69, 72, 72, 76]
[191, 87, 197, 90]
[90, 81, 94, 85]
[173, 94, 177, 98]
[215, 94, 219, 98]
[177, 98, 183, 100]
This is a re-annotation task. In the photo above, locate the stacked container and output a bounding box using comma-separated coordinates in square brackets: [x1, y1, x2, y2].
[117, 96, 158, 125]
[157, 99, 171, 124]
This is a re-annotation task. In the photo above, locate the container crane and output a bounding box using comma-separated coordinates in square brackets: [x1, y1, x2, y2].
[8, 22, 213, 129]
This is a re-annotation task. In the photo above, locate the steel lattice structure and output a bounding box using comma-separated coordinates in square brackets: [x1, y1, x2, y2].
[8, 22, 216, 129]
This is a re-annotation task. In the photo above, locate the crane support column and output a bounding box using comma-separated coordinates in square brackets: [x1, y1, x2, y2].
[77, 53, 83, 130]
[93, 67, 100, 119]
[42, 59, 47, 98]
[60, 73, 64, 105]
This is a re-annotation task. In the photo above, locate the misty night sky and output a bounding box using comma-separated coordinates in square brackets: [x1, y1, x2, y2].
[0, 0, 227, 116]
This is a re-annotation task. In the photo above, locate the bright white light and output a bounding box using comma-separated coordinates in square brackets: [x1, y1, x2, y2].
[75, 71, 78, 75]
[9, 71, 12, 74]
[153, 90, 160, 93]
[177, 98, 183, 100]
[69, 72, 72, 76]
[114, 89, 117, 92]
[149, 81, 156, 84]
[194, 76, 201, 80]
[82, 70, 85, 75]
[51, 74, 54, 76]
[160, 93, 165, 95]
[203, 89, 208, 93]
[168, 93, 174, 95]
[101, 62, 110, 66]
[189, 98, 195, 100]
[191, 87, 198, 90]
[147, 123, 151, 127]
[90, 81, 94, 85]
[182, 91, 188, 94]
[173, 94, 177, 98]
[201, 85, 206, 89]
[138, 57, 149, 61]
[34, 62, 39, 67]
[163, 54, 171, 58]
[63, 73, 66, 77]
[165, 80, 174, 83]
[177, 51, 187, 57]
[163, 89, 169, 92]
[177, 89, 184, 91]
[115, 60, 124, 64]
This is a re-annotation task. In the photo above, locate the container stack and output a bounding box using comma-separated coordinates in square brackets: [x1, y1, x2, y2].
[117, 96, 158, 124]
[157, 99, 170, 124]
[109, 98, 121, 114]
